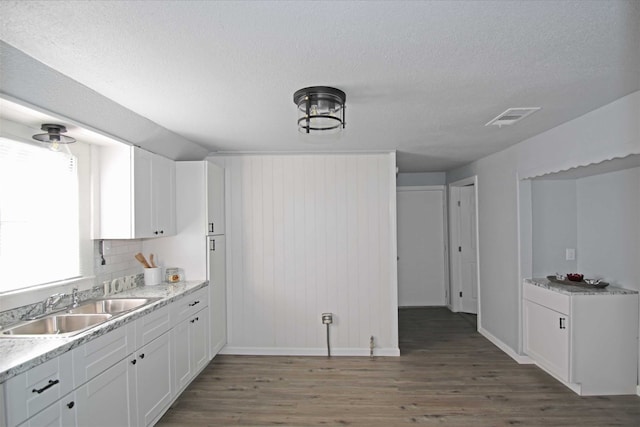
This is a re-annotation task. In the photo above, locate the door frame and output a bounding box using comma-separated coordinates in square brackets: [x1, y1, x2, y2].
[396, 186, 449, 307]
[448, 176, 481, 324]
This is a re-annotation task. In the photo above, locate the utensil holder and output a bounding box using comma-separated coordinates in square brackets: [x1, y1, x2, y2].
[144, 267, 162, 286]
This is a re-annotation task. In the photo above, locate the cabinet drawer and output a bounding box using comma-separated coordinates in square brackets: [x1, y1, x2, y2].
[170, 287, 209, 324]
[4, 352, 73, 427]
[523, 282, 570, 315]
[73, 322, 135, 385]
[135, 305, 170, 348]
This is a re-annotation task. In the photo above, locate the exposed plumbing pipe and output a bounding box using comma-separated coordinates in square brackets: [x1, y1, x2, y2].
[370, 335, 375, 358]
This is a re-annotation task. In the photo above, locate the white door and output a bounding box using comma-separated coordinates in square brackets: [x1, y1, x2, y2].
[459, 186, 478, 314]
[397, 188, 446, 307]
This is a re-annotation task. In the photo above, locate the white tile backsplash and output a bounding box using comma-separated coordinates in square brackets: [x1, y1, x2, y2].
[94, 239, 144, 284]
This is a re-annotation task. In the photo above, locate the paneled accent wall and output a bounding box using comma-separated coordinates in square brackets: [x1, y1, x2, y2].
[220, 153, 399, 356]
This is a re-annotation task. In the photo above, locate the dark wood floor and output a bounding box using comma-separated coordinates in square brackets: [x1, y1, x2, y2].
[157, 307, 640, 426]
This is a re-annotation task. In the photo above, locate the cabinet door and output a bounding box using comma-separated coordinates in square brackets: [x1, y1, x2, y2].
[133, 147, 155, 238]
[75, 358, 136, 427]
[192, 307, 210, 373]
[17, 393, 76, 427]
[172, 318, 193, 393]
[206, 161, 225, 235]
[134, 332, 173, 427]
[523, 300, 570, 381]
[208, 236, 227, 357]
[153, 154, 176, 237]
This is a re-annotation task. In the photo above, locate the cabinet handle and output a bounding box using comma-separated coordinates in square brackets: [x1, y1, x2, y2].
[139, 353, 145, 359]
[154, 231, 159, 235]
[32, 379, 59, 394]
[188, 300, 200, 307]
[131, 359, 137, 365]
[160, 230, 164, 234]
[209, 223, 214, 233]
[210, 239, 216, 251]
[559, 318, 566, 329]
[67, 401, 75, 409]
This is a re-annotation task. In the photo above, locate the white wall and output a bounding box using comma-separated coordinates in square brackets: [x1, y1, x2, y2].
[531, 180, 578, 277]
[397, 172, 446, 186]
[577, 167, 640, 288]
[447, 91, 640, 356]
[220, 153, 399, 356]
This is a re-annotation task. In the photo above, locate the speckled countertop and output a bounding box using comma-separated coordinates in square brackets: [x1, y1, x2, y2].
[0, 280, 207, 383]
[525, 278, 638, 296]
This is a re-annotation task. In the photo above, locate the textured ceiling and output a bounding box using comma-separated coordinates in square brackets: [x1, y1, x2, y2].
[1, 1, 639, 172]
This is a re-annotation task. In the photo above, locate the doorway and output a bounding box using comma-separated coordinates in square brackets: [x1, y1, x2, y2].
[449, 177, 480, 315]
[397, 186, 447, 307]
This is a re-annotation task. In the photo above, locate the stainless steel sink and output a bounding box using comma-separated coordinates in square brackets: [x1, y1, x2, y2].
[2, 314, 112, 336]
[67, 298, 152, 315]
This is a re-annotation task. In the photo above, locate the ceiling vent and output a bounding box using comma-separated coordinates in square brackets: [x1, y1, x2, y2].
[485, 107, 541, 127]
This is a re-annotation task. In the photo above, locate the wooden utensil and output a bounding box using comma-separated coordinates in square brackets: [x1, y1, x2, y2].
[134, 252, 152, 268]
[149, 253, 157, 268]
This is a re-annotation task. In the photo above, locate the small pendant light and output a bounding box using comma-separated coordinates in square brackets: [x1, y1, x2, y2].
[32, 124, 76, 152]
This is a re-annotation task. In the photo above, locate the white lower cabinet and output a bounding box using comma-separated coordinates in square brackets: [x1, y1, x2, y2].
[134, 332, 173, 427]
[16, 392, 76, 427]
[2, 287, 210, 427]
[523, 282, 639, 395]
[171, 289, 210, 394]
[75, 358, 136, 427]
[3, 352, 74, 427]
[523, 299, 569, 382]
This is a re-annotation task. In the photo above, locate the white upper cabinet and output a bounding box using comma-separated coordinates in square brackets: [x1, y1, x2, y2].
[206, 161, 225, 235]
[93, 145, 176, 239]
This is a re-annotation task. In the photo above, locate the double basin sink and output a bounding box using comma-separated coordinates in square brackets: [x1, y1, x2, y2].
[2, 298, 158, 337]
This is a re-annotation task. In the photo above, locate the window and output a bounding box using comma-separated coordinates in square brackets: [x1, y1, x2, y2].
[0, 137, 82, 292]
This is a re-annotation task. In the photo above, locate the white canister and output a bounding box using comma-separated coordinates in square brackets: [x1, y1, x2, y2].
[144, 267, 163, 286]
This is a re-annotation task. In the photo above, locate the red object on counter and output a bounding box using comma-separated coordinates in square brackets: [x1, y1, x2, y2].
[567, 273, 584, 282]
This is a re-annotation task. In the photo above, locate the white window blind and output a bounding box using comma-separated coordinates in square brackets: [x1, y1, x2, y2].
[0, 137, 80, 292]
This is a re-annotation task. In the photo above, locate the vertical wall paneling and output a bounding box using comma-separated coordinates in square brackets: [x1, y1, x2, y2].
[219, 153, 398, 355]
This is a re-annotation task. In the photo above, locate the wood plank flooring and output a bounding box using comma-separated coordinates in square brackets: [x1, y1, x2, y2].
[157, 307, 640, 426]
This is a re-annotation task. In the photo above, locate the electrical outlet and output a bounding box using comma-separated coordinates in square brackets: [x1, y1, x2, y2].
[321, 313, 333, 324]
[566, 248, 576, 261]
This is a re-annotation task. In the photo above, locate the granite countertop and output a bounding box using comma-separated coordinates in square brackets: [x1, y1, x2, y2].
[525, 278, 638, 296]
[0, 280, 208, 383]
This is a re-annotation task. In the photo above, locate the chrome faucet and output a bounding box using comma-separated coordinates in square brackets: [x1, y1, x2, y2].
[71, 288, 79, 308]
[44, 293, 65, 312]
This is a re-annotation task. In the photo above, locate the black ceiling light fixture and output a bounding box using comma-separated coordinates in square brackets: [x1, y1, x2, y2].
[293, 86, 346, 134]
[32, 124, 76, 152]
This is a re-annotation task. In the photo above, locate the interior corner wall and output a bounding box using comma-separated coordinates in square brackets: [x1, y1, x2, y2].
[446, 90, 640, 355]
[221, 153, 399, 356]
[576, 167, 640, 289]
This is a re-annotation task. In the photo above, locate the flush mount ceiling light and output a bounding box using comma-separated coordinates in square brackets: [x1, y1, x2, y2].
[32, 124, 76, 151]
[293, 86, 346, 133]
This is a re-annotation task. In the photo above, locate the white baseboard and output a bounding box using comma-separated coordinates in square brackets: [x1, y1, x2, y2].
[478, 327, 533, 364]
[220, 346, 400, 357]
[637, 385, 640, 396]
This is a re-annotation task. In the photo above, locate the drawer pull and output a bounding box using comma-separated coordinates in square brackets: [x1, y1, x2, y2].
[139, 353, 145, 359]
[67, 401, 75, 409]
[32, 379, 59, 394]
[188, 300, 200, 307]
[131, 359, 137, 365]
